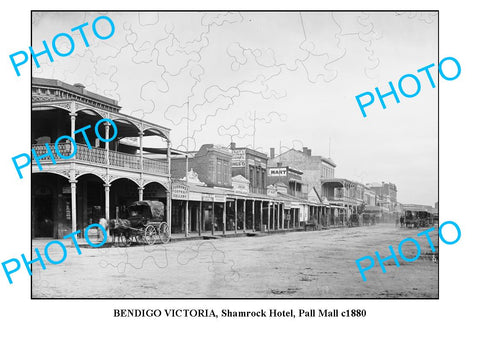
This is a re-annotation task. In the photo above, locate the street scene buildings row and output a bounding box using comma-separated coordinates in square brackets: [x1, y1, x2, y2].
[31, 78, 422, 239]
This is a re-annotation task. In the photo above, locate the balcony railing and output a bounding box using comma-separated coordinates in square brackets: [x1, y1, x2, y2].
[328, 194, 364, 205]
[32, 143, 168, 175]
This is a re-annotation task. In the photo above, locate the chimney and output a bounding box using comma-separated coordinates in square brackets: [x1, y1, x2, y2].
[73, 83, 86, 94]
[230, 142, 236, 149]
[270, 147, 275, 159]
[302, 147, 312, 157]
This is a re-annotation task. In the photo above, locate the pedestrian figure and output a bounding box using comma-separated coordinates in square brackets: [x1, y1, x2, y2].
[99, 218, 109, 242]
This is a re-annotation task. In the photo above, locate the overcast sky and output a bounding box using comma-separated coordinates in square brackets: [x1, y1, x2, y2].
[32, 11, 438, 205]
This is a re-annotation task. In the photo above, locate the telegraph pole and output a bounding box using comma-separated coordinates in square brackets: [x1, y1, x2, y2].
[329, 137, 331, 158]
[185, 100, 189, 237]
[252, 110, 256, 150]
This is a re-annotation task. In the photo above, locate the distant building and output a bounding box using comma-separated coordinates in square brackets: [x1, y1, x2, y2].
[230, 142, 268, 194]
[171, 144, 232, 188]
[268, 146, 336, 194]
[366, 182, 398, 212]
[321, 178, 365, 212]
[363, 187, 376, 206]
[266, 164, 305, 198]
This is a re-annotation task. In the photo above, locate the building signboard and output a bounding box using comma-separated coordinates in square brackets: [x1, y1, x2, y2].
[232, 149, 246, 167]
[189, 192, 202, 201]
[199, 193, 226, 202]
[268, 167, 287, 176]
[267, 185, 278, 197]
[275, 184, 288, 194]
[172, 182, 189, 200]
[233, 182, 249, 193]
[232, 160, 246, 167]
[232, 175, 250, 193]
[232, 149, 246, 160]
[214, 194, 226, 203]
[202, 194, 214, 202]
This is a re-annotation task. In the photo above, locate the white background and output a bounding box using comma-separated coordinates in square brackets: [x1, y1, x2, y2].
[0, 0, 477, 338]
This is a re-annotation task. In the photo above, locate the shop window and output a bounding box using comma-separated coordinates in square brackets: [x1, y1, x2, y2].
[223, 160, 228, 185]
[216, 159, 222, 185]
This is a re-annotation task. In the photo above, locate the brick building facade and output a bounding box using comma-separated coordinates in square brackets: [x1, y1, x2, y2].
[171, 144, 232, 188]
[268, 146, 336, 195]
[266, 165, 305, 198]
[366, 182, 398, 212]
[230, 142, 268, 194]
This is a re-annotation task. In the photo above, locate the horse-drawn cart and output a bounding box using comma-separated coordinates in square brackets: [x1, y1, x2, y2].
[110, 201, 170, 246]
[402, 208, 433, 228]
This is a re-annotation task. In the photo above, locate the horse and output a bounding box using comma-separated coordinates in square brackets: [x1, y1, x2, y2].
[100, 217, 131, 246]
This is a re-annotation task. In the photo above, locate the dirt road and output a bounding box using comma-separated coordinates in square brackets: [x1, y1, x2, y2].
[32, 223, 438, 298]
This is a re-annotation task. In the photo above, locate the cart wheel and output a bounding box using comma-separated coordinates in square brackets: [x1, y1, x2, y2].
[144, 225, 157, 245]
[158, 222, 171, 244]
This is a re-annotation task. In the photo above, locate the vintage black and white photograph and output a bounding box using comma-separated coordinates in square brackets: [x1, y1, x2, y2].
[30, 11, 438, 298]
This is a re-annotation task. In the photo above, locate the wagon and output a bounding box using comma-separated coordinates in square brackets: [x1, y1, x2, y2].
[110, 200, 170, 246]
[403, 209, 433, 229]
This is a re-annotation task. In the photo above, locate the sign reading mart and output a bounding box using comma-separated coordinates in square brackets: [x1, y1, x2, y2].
[268, 168, 287, 176]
